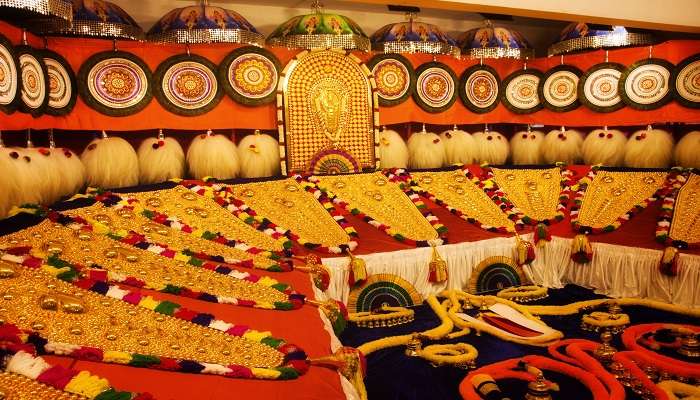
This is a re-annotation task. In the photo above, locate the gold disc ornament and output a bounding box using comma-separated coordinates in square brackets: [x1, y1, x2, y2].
[38, 48, 76, 116]
[16, 45, 49, 117]
[154, 54, 222, 116]
[219, 46, 280, 106]
[619, 58, 674, 110]
[367, 53, 414, 106]
[459, 64, 501, 114]
[413, 61, 457, 113]
[578, 62, 625, 113]
[78, 50, 153, 116]
[673, 54, 700, 109]
[539, 64, 582, 112]
[501, 68, 543, 114]
[0, 33, 19, 114]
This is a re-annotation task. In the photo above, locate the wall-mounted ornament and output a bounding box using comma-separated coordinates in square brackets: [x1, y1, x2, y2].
[367, 53, 415, 106]
[501, 67, 543, 114]
[459, 20, 534, 60]
[39, 48, 76, 115]
[218, 46, 280, 106]
[619, 57, 674, 110]
[578, 62, 625, 113]
[16, 43, 49, 117]
[459, 63, 501, 113]
[28, 0, 143, 41]
[370, 13, 460, 58]
[147, 2, 263, 45]
[78, 50, 153, 116]
[413, 61, 457, 113]
[0, 33, 19, 114]
[548, 23, 655, 56]
[154, 53, 222, 116]
[673, 53, 700, 109]
[539, 64, 582, 112]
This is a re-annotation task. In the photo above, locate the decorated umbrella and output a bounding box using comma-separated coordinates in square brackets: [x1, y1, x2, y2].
[266, 0, 370, 51]
[370, 13, 460, 57]
[28, 0, 143, 40]
[548, 22, 656, 56]
[0, 0, 72, 25]
[459, 20, 534, 59]
[147, 0, 263, 45]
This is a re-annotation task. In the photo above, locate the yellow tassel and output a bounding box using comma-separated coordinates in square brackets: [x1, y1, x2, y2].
[347, 251, 368, 286]
[662, 247, 679, 264]
[428, 244, 448, 283]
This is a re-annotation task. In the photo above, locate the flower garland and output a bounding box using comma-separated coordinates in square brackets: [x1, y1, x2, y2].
[89, 190, 290, 271]
[306, 170, 448, 247]
[407, 167, 521, 234]
[2, 350, 154, 400]
[580, 311, 630, 333]
[658, 380, 700, 400]
[656, 171, 699, 249]
[0, 258, 311, 381]
[519, 298, 700, 318]
[416, 343, 478, 368]
[179, 180, 294, 250]
[570, 166, 674, 234]
[478, 164, 574, 226]
[496, 285, 548, 303]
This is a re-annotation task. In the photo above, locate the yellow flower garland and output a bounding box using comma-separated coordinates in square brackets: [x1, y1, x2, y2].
[657, 380, 700, 400]
[416, 343, 478, 368]
[496, 285, 548, 302]
[520, 298, 700, 318]
[581, 311, 630, 333]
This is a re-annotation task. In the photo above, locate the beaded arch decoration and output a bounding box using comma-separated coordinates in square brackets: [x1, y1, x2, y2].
[467, 256, 527, 294]
[277, 49, 379, 175]
[347, 273, 422, 313]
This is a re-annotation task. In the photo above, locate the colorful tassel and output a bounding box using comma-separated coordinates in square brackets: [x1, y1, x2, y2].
[310, 347, 367, 400]
[533, 223, 551, 247]
[347, 251, 368, 287]
[515, 235, 536, 265]
[306, 299, 348, 335]
[428, 244, 448, 283]
[659, 247, 680, 276]
[571, 234, 593, 264]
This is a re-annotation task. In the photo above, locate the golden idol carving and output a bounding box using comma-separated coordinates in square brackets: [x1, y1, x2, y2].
[310, 77, 349, 144]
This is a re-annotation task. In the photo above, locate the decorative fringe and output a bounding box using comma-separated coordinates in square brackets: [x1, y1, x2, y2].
[408, 124, 445, 169]
[347, 250, 368, 287]
[378, 127, 409, 169]
[674, 131, 700, 168]
[0, 146, 21, 218]
[659, 247, 680, 277]
[534, 223, 551, 247]
[238, 130, 281, 178]
[137, 134, 185, 184]
[310, 347, 367, 400]
[428, 244, 448, 283]
[582, 128, 627, 166]
[571, 234, 593, 264]
[541, 127, 583, 164]
[441, 126, 475, 165]
[81, 133, 139, 189]
[515, 235, 536, 265]
[186, 130, 240, 179]
[510, 128, 544, 165]
[624, 126, 674, 168]
[473, 127, 509, 165]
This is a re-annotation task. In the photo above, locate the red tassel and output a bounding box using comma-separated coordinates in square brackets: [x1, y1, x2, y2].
[515, 236, 536, 266]
[659, 247, 680, 277]
[571, 234, 593, 264]
[428, 244, 448, 283]
[534, 223, 551, 247]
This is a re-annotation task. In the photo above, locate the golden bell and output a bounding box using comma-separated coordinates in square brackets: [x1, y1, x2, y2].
[678, 334, 700, 358]
[525, 373, 552, 400]
[405, 333, 423, 357]
[593, 331, 617, 365]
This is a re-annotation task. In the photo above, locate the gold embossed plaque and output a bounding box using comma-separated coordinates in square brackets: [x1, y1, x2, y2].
[225, 178, 351, 248]
[491, 167, 562, 222]
[669, 173, 700, 244]
[314, 172, 438, 241]
[412, 170, 515, 231]
[278, 49, 379, 174]
[577, 170, 666, 229]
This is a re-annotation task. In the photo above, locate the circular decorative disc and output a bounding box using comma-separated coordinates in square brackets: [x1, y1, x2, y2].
[539, 65, 582, 112]
[619, 58, 674, 110]
[413, 61, 457, 113]
[78, 51, 153, 116]
[367, 53, 414, 106]
[218, 46, 280, 106]
[459, 64, 500, 114]
[16, 46, 49, 117]
[154, 54, 222, 116]
[39, 49, 76, 116]
[673, 54, 700, 109]
[578, 62, 625, 113]
[501, 69, 544, 114]
[0, 33, 19, 114]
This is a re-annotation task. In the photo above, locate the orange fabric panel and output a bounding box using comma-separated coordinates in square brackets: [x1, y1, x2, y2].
[1, 21, 699, 131]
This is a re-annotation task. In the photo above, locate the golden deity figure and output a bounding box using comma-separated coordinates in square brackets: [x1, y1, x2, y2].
[310, 77, 350, 144]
